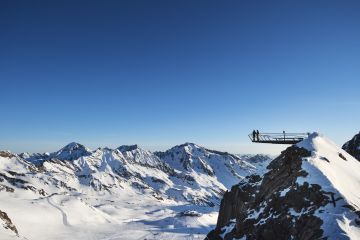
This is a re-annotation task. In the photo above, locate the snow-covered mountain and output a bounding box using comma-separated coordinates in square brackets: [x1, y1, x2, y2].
[0, 143, 270, 240]
[237, 153, 273, 175]
[207, 133, 360, 240]
[343, 131, 360, 161]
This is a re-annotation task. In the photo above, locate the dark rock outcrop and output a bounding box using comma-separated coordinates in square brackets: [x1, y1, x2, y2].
[0, 151, 16, 158]
[342, 132, 360, 161]
[207, 146, 339, 240]
[0, 210, 18, 235]
[117, 144, 139, 152]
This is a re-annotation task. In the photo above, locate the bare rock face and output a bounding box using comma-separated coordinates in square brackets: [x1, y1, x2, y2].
[342, 132, 360, 161]
[207, 146, 339, 240]
[0, 210, 18, 235]
[0, 151, 16, 158]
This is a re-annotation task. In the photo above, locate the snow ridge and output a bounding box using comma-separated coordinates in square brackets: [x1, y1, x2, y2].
[297, 132, 360, 209]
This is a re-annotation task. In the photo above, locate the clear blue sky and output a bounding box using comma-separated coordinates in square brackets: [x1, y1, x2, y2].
[1, 1, 359, 154]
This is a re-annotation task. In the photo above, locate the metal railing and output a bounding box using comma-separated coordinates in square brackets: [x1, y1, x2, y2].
[248, 132, 309, 144]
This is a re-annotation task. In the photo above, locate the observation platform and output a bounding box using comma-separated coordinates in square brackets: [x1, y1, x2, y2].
[248, 132, 309, 144]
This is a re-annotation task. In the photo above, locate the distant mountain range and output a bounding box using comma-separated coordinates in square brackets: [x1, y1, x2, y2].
[0, 142, 271, 239]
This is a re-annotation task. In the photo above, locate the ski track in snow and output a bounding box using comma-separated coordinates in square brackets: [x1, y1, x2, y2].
[46, 196, 70, 227]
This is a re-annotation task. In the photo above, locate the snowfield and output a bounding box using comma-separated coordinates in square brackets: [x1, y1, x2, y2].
[0, 190, 218, 240]
[0, 143, 270, 240]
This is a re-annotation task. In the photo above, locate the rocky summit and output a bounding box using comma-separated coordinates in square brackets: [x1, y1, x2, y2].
[207, 133, 360, 240]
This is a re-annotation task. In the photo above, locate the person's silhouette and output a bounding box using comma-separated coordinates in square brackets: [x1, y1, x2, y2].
[252, 130, 256, 141]
[283, 130, 286, 141]
[256, 130, 260, 141]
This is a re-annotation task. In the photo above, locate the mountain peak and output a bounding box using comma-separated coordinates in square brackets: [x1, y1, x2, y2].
[61, 142, 86, 150]
[209, 133, 360, 239]
[172, 142, 202, 152]
[52, 142, 91, 160]
[117, 144, 139, 152]
[296, 132, 322, 151]
[180, 142, 199, 148]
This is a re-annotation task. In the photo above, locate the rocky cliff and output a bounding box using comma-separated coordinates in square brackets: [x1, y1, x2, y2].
[342, 132, 360, 161]
[207, 133, 360, 240]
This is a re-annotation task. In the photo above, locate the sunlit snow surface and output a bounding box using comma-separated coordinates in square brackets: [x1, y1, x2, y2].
[0, 161, 217, 240]
[0, 190, 218, 240]
[0, 144, 269, 240]
[297, 133, 360, 239]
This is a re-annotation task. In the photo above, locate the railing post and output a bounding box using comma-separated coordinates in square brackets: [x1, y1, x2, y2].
[283, 131, 285, 141]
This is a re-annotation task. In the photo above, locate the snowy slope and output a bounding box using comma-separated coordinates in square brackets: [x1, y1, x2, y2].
[0, 143, 270, 240]
[155, 143, 258, 205]
[156, 143, 257, 188]
[208, 133, 360, 240]
[237, 153, 272, 175]
[297, 133, 360, 238]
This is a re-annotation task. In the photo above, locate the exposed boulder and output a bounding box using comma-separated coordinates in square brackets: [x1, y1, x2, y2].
[0, 210, 18, 235]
